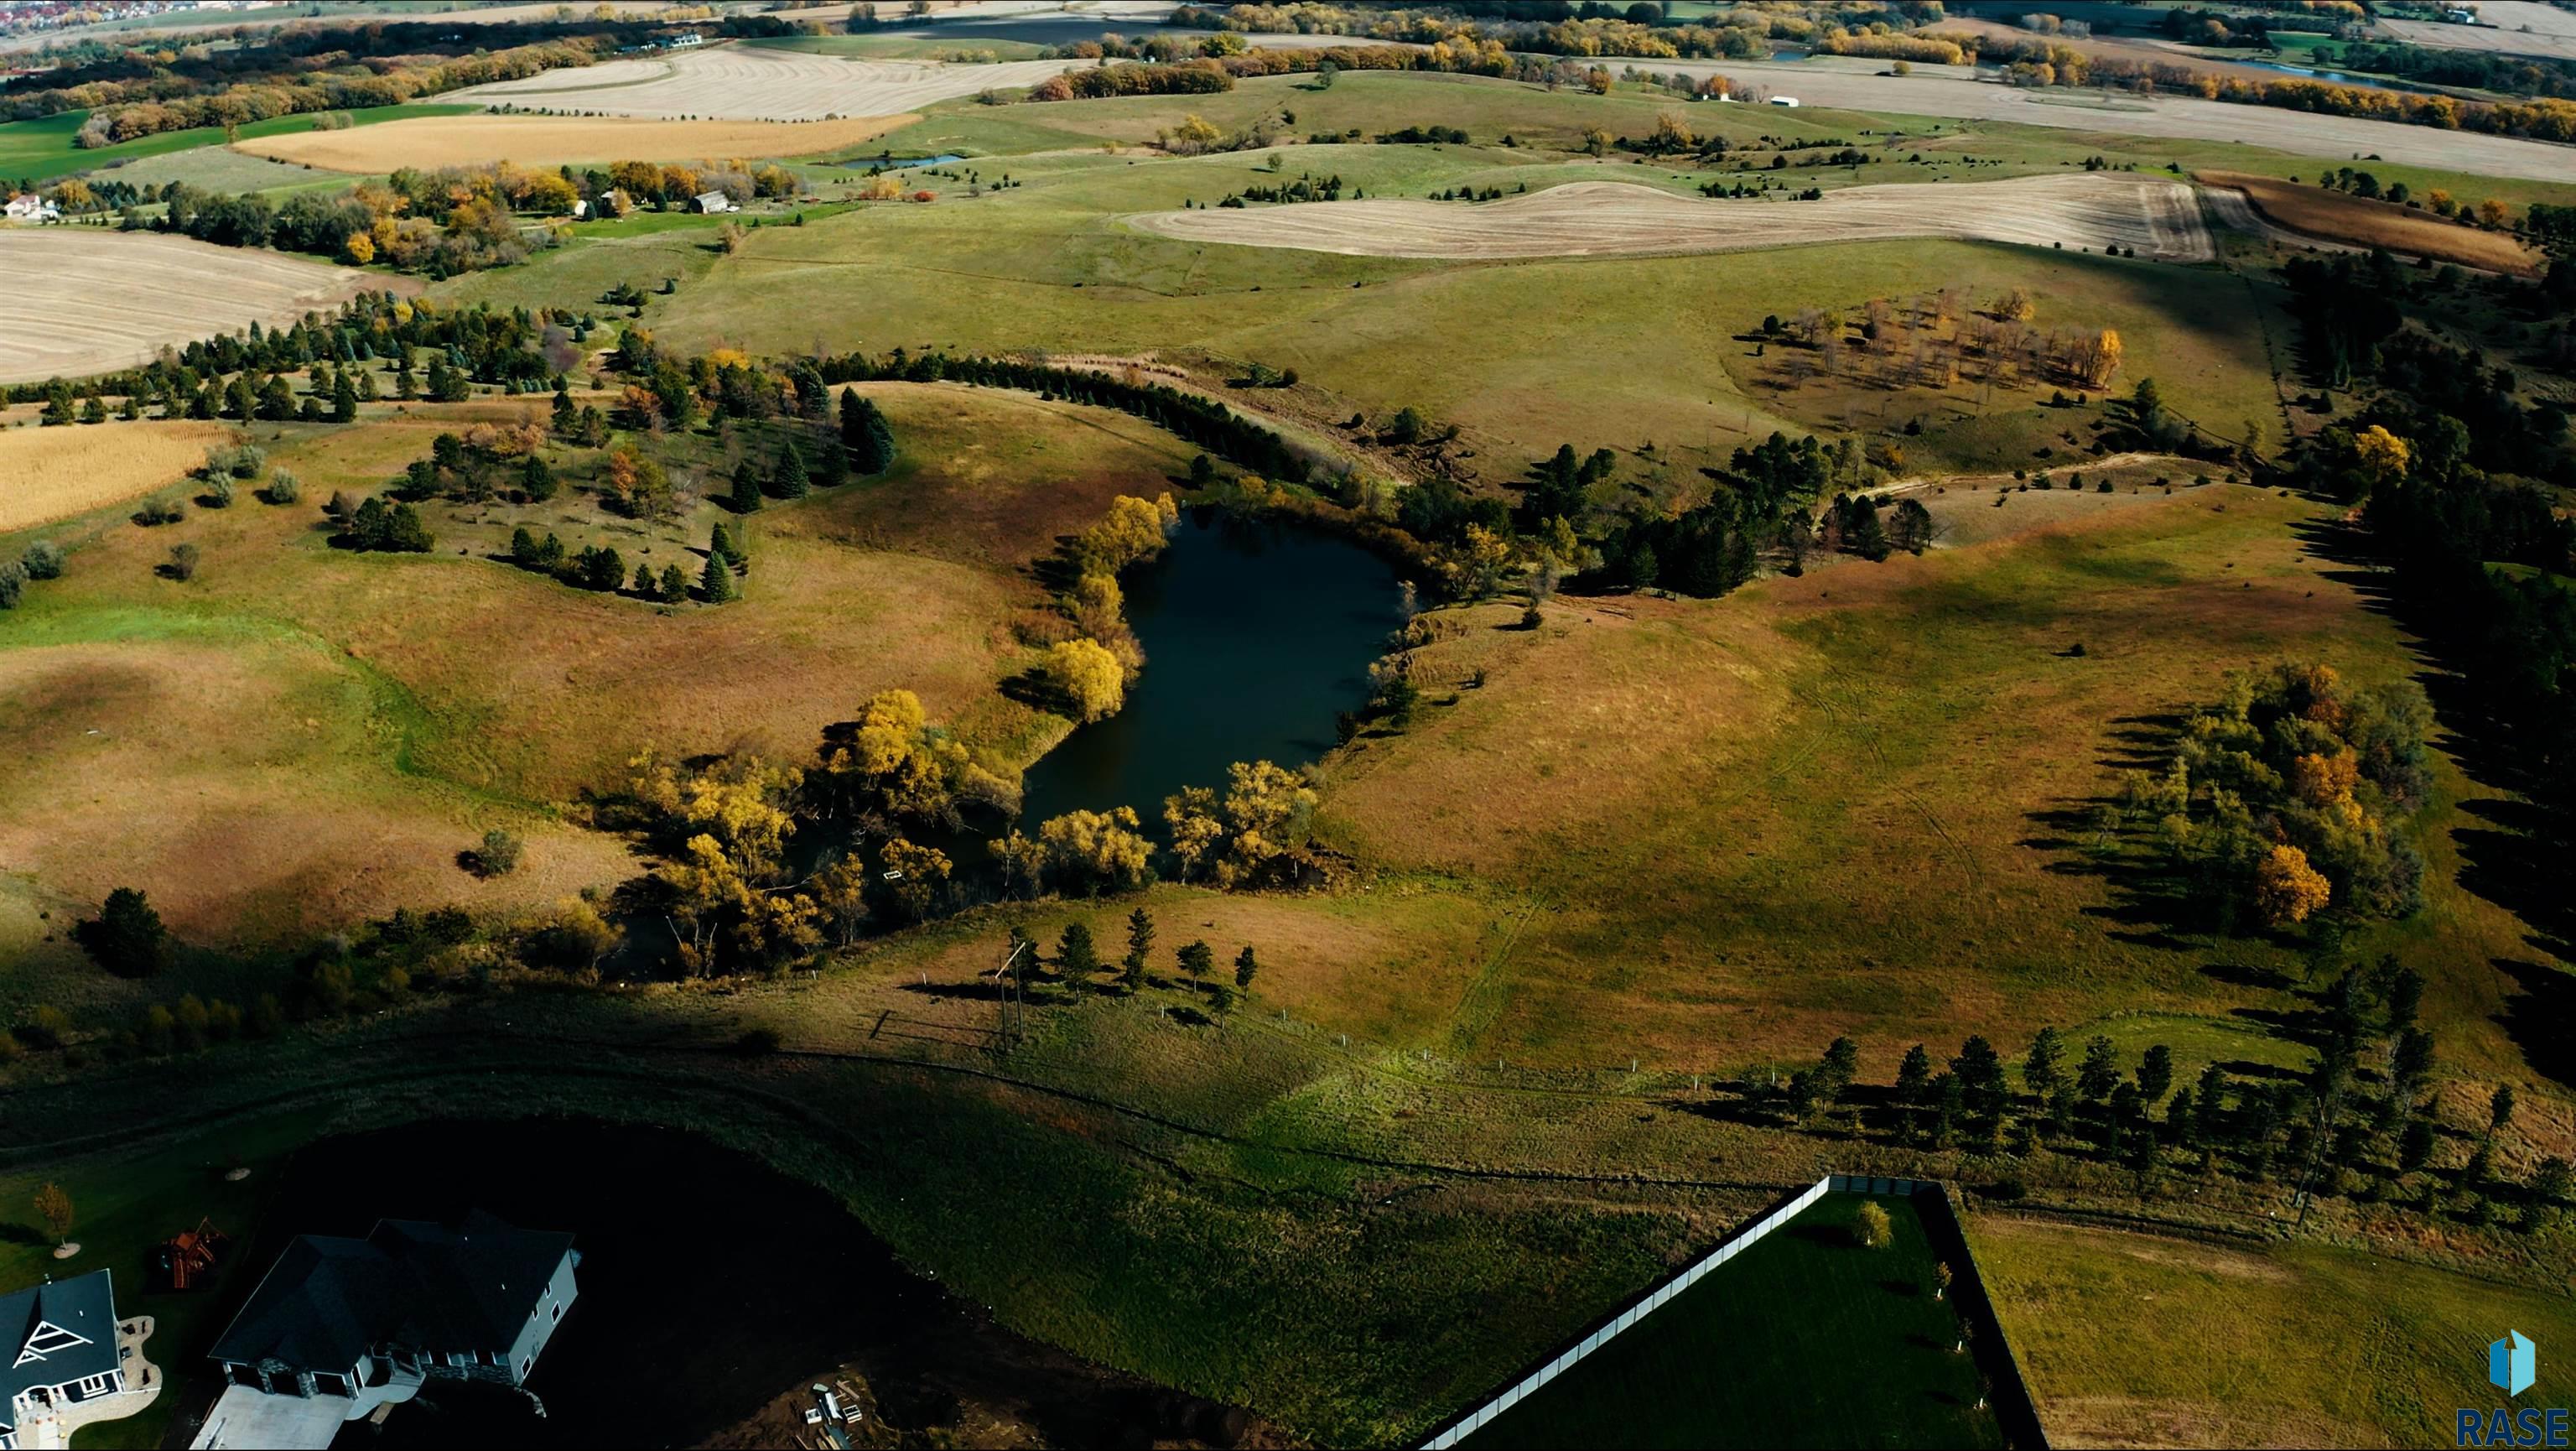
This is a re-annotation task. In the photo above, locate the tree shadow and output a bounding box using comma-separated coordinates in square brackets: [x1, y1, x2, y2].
[2496, 957, 2576, 1091]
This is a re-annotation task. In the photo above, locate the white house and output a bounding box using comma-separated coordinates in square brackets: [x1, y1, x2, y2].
[3, 193, 60, 222]
[3, 1271, 147, 1449]
[193, 1214, 578, 1450]
[693, 190, 736, 215]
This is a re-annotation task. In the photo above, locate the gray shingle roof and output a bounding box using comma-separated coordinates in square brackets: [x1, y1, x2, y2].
[208, 1213, 571, 1373]
[2, 1270, 122, 1433]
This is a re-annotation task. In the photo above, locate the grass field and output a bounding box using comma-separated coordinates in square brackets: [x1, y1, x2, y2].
[0, 421, 236, 532]
[742, 33, 1051, 62]
[1971, 1214, 2576, 1447]
[443, 42, 1075, 121]
[0, 104, 473, 187]
[0, 383, 1194, 964]
[236, 112, 918, 172]
[102, 143, 355, 200]
[2199, 169, 2545, 274]
[0, 231, 396, 386]
[1463, 1191, 2002, 1449]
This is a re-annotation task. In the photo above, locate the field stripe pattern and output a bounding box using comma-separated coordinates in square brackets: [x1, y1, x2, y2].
[0, 230, 394, 384]
[444, 43, 1082, 120]
[1124, 174, 2215, 262]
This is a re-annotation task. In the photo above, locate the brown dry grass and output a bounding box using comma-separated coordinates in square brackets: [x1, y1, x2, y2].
[445, 43, 1077, 122]
[1126, 175, 2215, 262]
[2199, 169, 2543, 273]
[236, 112, 919, 172]
[0, 420, 236, 532]
[0, 231, 399, 384]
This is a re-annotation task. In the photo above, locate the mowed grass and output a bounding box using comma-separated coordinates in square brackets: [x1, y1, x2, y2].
[0, 419, 237, 531]
[1464, 1192, 2000, 1450]
[0, 384, 1192, 960]
[1970, 1214, 2576, 1448]
[1310, 486, 2543, 1085]
[235, 112, 919, 173]
[0, 104, 472, 185]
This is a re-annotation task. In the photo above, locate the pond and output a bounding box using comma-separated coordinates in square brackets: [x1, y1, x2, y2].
[1015, 509, 1407, 830]
[172, 1118, 1227, 1448]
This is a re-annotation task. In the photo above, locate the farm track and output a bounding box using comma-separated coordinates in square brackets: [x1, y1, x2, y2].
[1124, 174, 2215, 263]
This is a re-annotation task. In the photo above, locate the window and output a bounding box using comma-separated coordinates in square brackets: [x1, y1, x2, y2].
[550, 1303, 562, 1323]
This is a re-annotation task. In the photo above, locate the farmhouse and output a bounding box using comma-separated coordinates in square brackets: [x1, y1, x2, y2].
[3, 194, 60, 222]
[192, 1214, 577, 1450]
[2, 1271, 155, 1450]
[693, 190, 737, 214]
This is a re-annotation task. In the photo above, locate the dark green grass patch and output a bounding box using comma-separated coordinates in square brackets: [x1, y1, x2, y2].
[1463, 1191, 2002, 1450]
[0, 104, 473, 185]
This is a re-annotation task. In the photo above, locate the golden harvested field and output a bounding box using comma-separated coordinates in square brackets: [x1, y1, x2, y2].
[1124, 174, 2215, 262]
[0, 230, 394, 384]
[236, 112, 917, 172]
[0, 420, 236, 532]
[444, 42, 1078, 120]
[2198, 169, 2544, 274]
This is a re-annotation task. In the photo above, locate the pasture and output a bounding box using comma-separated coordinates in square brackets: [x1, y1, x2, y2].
[234, 112, 918, 172]
[0, 382, 1197, 959]
[442, 42, 1078, 121]
[0, 231, 396, 385]
[1125, 174, 2214, 262]
[1971, 1214, 2576, 1448]
[0, 421, 236, 532]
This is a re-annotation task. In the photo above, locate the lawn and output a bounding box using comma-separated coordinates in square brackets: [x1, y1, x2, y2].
[1462, 1191, 2002, 1450]
[0, 104, 473, 186]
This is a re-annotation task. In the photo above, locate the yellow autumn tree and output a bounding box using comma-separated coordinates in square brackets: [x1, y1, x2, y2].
[2352, 424, 2412, 487]
[881, 838, 951, 919]
[2070, 328, 2123, 390]
[343, 228, 376, 264]
[2254, 844, 2332, 926]
[1037, 807, 1154, 893]
[1047, 637, 1125, 722]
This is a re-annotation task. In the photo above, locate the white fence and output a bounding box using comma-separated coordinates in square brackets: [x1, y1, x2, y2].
[1418, 1174, 1841, 1449]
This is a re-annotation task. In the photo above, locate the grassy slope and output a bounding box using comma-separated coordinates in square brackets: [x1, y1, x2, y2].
[0, 104, 474, 185]
[1970, 1213, 2576, 1448]
[0, 382, 1192, 984]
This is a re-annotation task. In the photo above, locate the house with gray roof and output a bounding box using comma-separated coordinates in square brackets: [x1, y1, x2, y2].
[191, 1213, 577, 1449]
[3, 1270, 142, 1449]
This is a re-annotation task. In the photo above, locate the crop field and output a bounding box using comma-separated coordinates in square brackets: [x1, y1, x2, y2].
[1462, 1191, 2001, 1449]
[1126, 174, 2214, 262]
[0, 421, 236, 532]
[236, 112, 917, 172]
[1971, 1215, 2576, 1448]
[0, 103, 474, 186]
[2381, 3, 2576, 61]
[443, 43, 1078, 121]
[0, 230, 396, 385]
[2197, 169, 2545, 274]
[103, 143, 351, 198]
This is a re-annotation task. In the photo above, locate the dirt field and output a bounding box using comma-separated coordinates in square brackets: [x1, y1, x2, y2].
[1124, 174, 2213, 262]
[236, 112, 917, 172]
[0, 420, 238, 532]
[0, 229, 393, 385]
[2198, 169, 2544, 273]
[444, 42, 1082, 121]
[2381, 3, 2576, 61]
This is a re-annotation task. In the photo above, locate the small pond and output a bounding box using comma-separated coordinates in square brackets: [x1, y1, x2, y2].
[1015, 508, 1406, 829]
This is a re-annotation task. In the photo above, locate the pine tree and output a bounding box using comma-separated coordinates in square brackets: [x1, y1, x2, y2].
[332, 370, 358, 422]
[773, 439, 810, 499]
[660, 563, 688, 601]
[842, 390, 894, 474]
[700, 549, 735, 603]
[1121, 907, 1155, 992]
[522, 453, 556, 502]
[1234, 945, 1259, 991]
[634, 562, 659, 597]
[730, 460, 764, 512]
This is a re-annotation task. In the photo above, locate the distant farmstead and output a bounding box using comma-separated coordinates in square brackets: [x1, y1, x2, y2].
[693, 190, 737, 214]
[191, 1214, 578, 1450]
[3, 194, 60, 223]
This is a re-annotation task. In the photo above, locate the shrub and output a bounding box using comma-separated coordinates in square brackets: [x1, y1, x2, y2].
[262, 470, 301, 506]
[472, 828, 523, 877]
[204, 476, 234, 508]
[164, 543, 201, 581]
[1854, 1200, 1894, 1249]
[21, 540, 64, 580]
[0, 562, 21, 611]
